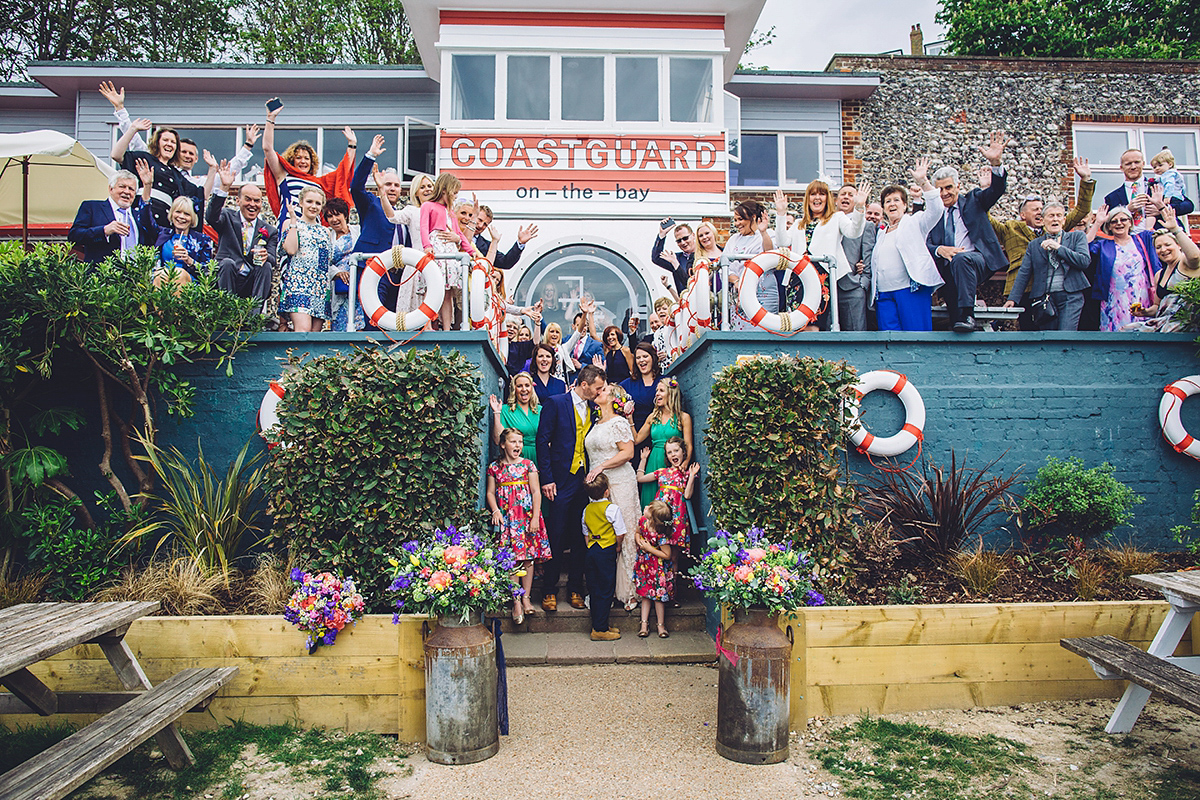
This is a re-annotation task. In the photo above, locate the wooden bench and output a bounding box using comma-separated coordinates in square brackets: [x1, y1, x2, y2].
[0, 666, 237, 800]
[1062, 635, 1200, 716]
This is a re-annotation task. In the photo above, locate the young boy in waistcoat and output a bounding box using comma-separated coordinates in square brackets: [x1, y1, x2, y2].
[582, 474, 626, 641]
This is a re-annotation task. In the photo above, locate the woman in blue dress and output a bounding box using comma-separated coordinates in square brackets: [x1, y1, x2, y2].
[280, 186, 334, 332]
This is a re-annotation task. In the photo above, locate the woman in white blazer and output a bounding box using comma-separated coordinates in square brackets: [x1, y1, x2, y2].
[774, 180, 868, 329]
[870, 157, 944, 331]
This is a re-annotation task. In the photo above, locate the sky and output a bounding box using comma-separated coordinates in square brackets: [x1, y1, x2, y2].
[748, 0, 948, 72]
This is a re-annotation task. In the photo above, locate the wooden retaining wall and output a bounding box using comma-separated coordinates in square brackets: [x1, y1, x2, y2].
[0, 603, 1188, 734]
[783, 601, 1189, 720]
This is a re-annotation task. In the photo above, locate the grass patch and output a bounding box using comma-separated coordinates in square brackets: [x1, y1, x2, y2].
[812, 716, 1036, 800]
[0, 720, 408, 800]
[1156, 766, 1200, 800]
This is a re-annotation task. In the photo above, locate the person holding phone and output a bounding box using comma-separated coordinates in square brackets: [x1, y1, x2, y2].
[261, 98, 356, 221]
[651, 217, 695, 293]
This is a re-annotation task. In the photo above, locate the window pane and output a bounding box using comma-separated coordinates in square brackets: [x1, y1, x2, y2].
[324, 128, 396, 174]
[616, 58, 658, 122]
[406, 126, 436, 178]
[562, 56, 604, 121]
[783, 135, 820, 185]
[172, 128, 238, 174]
[451, 55, 496, 120]
[1185, 172, 1200, 203]
[1075, 129, 1131, 166]
[507, 56, 550, 120]
[1092, 170, 1123, 201]
[669, 57, 712, 123]
[1143, 130, 1198, 166]
[729, 133, 778, 186]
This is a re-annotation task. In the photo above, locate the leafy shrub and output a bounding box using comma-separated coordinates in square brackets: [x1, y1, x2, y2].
[15, 493, 132, 600]
[1020, 456, 1143, 542]
[264, 346, 481, 608]
[705, 355, 859, 585]
[861, 451, 1019, 560]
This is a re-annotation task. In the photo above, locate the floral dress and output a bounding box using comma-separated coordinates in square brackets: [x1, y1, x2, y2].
[634, 517, 674, 601]
[639, 414, 684, 507]
[280, 221, 332, 318]
[652, 465, 690, 548]
[1100, 240, 1151, 332]
[330, 225, 366, 331]
[487, 458, 551, 562]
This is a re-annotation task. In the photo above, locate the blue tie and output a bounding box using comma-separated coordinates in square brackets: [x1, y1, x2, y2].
[394, 223, 411, 248]
[944, 207, 956, 248]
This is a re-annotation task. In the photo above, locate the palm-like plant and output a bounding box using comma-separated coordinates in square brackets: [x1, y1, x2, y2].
[119, 435, 266, 584]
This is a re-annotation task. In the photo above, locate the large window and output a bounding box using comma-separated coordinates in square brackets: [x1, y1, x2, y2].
[1073, 124, 1200, 202]
[447, 51, 719, 128]
[513, 244, 652, 335]
[729, 133, 822, 187]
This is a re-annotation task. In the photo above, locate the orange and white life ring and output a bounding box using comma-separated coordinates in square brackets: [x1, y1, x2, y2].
[467, 257, 493, 330]
[1159, 376, 1200, 459]
[689, 260, 712, 330]
[739, 250, 820, 332]
[359, 246, 445, 331]
[257, 381, 285, 445]
[848, 370, 926, 457]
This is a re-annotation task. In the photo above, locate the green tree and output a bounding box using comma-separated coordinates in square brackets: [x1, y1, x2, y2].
[936, 0, 1200, 59]
[238, 0, 419, 65]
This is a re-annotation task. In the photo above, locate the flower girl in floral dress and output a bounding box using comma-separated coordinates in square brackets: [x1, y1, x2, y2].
[634, 500, 675, 638]
[486, 428, 549, 624]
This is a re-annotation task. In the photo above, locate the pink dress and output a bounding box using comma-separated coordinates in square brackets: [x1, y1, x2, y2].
[652, 466, 690, 548]
[487, 459, 551, 562]
[634, 518, 674, 601]
[420, 201, 476, 291]
[1100, 240, 1152, 332]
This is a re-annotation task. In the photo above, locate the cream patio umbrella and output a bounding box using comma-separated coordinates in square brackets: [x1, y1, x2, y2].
[0, 130, 117, 247]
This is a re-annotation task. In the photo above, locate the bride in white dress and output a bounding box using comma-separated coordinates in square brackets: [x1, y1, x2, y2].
[585, 383, 641, 610]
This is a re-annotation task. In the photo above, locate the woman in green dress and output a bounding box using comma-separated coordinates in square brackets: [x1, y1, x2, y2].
[635, 377, 693, 508]
[489, 372, 540, 462]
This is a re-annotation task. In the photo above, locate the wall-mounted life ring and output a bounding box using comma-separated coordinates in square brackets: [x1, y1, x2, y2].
[739, 250, 820, 333]
[359, 246, 445, 331]
[848, 370, 926, 457]
[257, 381, 285, 446]
[1159, 376, 1200, 460]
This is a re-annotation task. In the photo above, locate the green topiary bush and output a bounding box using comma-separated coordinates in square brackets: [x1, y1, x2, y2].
[1019, 456, 1143, 542]
[705, 355, 859, 585]
[263, 346, 481, 608]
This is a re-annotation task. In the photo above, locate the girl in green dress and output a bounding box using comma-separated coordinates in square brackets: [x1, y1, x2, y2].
[634, 377, 693, 508]
[489, 372, 540, 462]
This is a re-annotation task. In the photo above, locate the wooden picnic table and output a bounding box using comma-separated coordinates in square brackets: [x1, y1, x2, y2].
[0, 601, 236, 800]
[1062, 570, 1200, 733]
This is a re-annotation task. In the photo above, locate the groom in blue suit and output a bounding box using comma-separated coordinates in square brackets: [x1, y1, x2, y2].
[536, 364, 607, 612]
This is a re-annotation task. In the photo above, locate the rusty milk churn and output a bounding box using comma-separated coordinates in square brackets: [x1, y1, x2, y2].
[715, 607, 791, 764]
[424, 611, 499, 765]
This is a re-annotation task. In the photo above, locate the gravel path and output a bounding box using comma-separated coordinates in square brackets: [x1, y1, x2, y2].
[393, 663, 815, 799]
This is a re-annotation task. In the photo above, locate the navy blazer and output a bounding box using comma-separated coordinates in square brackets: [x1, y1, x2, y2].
[68, 199, 137, 264]
[474, 232, 524, 270]
[350, 154, 409, 255]
[1103, 183, 1195, 219]
[536, 391, 597, 487]
[650, 236, 694, 292]
[563, 332, 604, 374]
[205, 193, 278, 273]
[1007, 231, 1091, 302]
[927, 167, 1009, 274]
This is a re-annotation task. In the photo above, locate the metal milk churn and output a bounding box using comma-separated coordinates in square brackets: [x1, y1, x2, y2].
[715, 607, 791, 764]
[423, 611, 499, 765]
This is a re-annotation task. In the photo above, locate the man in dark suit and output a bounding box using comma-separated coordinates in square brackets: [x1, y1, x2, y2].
[206, 164, 277, 305]
[1002, 202, 1091, 331]
[473, 205, 538, 270]
[836, 184, 876, 331]
[1102, 148, 1194, 231]
[535, 363, 606, 612]
[352, 135, 413, 317]
[927, 131, 1009, 332]
[68, 170, 141, 264]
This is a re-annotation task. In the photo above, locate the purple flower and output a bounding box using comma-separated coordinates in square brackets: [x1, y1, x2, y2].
[401, 541, 419, 553]
[290, 568, 306, 582]
[806, 590, 825, 606]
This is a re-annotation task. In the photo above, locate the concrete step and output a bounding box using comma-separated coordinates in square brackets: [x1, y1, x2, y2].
[501, 629, 716, 666]
[493, 600, 709, 634]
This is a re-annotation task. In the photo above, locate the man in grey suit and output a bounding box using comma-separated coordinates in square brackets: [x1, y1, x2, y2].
[836, 185, 875, 331]
[205, 163, 277, 306]
[1002, 202, 1091, 331]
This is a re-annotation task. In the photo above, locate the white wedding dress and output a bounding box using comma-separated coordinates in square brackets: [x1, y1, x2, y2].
[585, 414, 641, 606]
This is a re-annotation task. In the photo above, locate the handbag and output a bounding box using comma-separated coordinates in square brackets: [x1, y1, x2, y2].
[1029, 293, 1057, 325]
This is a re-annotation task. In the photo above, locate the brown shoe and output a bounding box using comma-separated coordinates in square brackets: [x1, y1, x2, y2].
[569, 592, 587, 609]
[591, 628, 621, 641]
[542, 595, 557, 612]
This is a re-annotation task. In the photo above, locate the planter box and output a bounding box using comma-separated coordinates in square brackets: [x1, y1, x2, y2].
[780, 601, 1190, 722]
[0, 603, 1187, 735]
[0, 615, 430, 739]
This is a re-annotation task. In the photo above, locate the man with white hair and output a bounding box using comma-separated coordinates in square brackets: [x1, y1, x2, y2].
[926, 131, 1009, 332]
[68, 170, 141, 264]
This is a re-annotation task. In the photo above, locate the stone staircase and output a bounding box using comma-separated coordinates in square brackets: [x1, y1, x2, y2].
[494, 600, 715, 666]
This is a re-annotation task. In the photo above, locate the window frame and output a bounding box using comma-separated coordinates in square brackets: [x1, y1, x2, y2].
[1072, 122, 1200, 202]
[729, 131, 825, 189]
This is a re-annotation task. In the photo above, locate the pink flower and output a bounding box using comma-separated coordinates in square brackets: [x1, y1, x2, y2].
[443, 545, 469, 565]
[734, 565, 754, 582]
[744, 548, 767, 563]
[428, 570, 452, 590]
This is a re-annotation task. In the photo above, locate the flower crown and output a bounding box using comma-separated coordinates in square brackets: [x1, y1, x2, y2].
[666, 376, 679, 389]
[610, 386, 634, 416]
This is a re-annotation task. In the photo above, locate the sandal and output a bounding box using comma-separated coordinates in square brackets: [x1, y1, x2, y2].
[658, 627, 669, 639]
[512, 606, 525, 625]
[638, 625, 650, 638]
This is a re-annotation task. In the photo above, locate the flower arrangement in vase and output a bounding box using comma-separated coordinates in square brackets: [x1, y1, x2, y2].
[688, 527, 825, 613]
[387, 525, 521, 624]
[284, 569, 367, 653]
